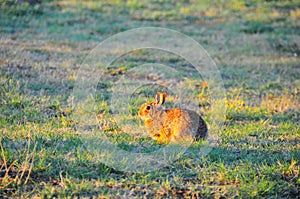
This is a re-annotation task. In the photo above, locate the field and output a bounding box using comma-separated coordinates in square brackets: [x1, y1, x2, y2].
[0, 0, 299, 198]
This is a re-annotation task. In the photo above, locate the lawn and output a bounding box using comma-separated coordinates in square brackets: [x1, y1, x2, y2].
[0, 0, 299, 198]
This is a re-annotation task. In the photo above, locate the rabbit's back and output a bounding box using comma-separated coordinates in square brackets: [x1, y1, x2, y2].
[147, 108, 207, 143]
[166, 109, 207, 143]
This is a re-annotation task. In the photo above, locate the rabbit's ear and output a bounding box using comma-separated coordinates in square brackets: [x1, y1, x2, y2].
[155, 92, 167, 105]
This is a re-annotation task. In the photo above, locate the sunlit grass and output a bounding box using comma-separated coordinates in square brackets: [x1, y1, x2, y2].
[0, 0, 299, 198]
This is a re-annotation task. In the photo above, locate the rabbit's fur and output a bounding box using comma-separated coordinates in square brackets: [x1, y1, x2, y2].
[138, 92, 208, 144]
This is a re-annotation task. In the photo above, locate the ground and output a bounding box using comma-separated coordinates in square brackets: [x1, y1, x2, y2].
[0, 0, 299, 198]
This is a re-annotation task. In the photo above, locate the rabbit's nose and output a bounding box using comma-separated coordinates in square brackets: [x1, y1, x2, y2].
[138, 109, 143, 117]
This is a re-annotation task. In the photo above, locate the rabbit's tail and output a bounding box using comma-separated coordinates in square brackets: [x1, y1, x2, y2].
[196, 117, 208, 140]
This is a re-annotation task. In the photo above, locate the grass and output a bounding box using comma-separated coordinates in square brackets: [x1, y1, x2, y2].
[0, 0, 299, 198]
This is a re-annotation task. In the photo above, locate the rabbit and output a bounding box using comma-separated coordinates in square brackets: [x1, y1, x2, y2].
[138, 92, 208, 144]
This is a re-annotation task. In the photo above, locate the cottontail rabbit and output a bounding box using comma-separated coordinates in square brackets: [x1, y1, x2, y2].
[138, 92, 208, 144]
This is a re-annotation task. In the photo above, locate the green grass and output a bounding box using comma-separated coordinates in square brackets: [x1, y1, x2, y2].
[1, 0, 299, 198]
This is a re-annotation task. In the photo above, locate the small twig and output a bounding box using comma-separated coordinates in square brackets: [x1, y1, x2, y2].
[0, 138, 7, 172]
[24, 141, 37, 184]
[18, 134, 31, 185]
[0, 139, 18, 188]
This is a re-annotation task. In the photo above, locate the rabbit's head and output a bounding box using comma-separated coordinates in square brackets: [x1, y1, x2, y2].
[138, 92, 166, 121]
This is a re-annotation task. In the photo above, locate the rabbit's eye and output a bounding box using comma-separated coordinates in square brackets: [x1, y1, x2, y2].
[146, 105, 151, 110]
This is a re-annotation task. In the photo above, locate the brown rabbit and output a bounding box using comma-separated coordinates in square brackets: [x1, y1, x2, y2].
[138, 92, 208, 144]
